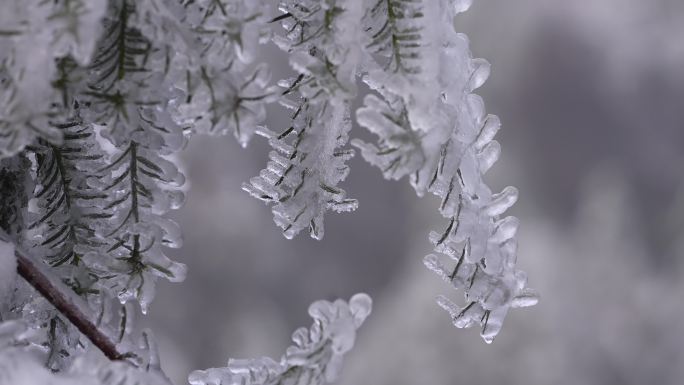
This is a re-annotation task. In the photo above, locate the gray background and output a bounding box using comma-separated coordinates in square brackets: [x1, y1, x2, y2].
[145, 1, 684, 384]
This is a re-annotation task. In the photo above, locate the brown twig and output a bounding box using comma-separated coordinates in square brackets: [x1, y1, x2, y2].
[15, 250, 126, 361]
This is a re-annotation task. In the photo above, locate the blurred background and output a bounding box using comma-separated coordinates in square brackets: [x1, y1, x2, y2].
[144, 1, 684, 384]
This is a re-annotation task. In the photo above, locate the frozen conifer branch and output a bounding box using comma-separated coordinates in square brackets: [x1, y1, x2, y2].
[2, 239, 170, 384]
[243, 0, 365, 239]
[0, 0, 537, 382]
[0, 317, 171, 385]
[6, 240, 161, 370]
[350, 0, 538, 342]
[189, 293, 372, 385]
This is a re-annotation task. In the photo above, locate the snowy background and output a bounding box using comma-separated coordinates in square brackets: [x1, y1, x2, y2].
[143, 1, 684, 384]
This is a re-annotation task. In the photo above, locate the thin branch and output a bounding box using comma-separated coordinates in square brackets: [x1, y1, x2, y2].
[15, 250, 127, 361]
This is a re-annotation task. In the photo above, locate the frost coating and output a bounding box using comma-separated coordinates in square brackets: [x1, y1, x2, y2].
[189, 293, 372, 385]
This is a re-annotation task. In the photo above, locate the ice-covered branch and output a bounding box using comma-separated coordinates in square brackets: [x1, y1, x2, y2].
[0, 0, 107, 159]
[244, 0, 365, 239]
[189, 293, 372, 385]
[353, 0, 538, 342]
[0, 318, 170, 385]
[14, 249, 126, 361]
[0, 1, 540, 382]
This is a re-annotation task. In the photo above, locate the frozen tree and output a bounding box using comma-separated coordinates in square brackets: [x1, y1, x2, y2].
[0, 0, 536, 384]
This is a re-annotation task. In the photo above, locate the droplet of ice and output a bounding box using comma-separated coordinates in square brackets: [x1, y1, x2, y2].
[468, 58, 491, 91]
[485, 186, 518, 217]
[349, 293, 373, 326]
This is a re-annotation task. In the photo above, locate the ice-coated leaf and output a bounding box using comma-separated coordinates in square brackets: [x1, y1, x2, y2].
[484, 186, 518, 217]
[468, 58, 491, 92]
[473, 114, 501, 150]
[352, 94, 425, 181]
[511, 288, 540, 308]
